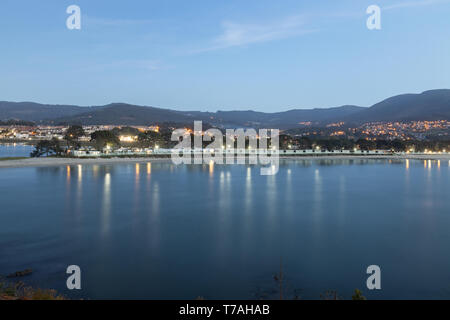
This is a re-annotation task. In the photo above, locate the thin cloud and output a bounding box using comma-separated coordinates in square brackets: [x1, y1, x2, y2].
[384, 0, 450, 10]
[195, 15, 315, 53]
[84, 15, 155, 27]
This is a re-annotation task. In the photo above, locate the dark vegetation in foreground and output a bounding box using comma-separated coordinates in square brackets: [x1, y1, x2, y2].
[0, 279, 365, 301]
[0, 280, 66, 300]
[0, 269, 66, 300]
[1, 265, 366, 301]
[251, 262, 367, 301]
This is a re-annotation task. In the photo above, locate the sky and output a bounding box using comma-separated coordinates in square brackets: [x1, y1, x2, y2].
[1, 0, 450, 112]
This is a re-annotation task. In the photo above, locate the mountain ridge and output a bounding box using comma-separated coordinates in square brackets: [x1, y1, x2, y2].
[1, 89, 450, 128]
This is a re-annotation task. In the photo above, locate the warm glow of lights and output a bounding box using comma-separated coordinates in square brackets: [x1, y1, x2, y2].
[147, 163, 151, 175]
[93, 165, 99, 178]
[209, 160, 214, 176]
[135, 163, 140, 185]
[406, 160, 409, 170]
[119, 135, 137, 142]
[105, 173, 111, 189]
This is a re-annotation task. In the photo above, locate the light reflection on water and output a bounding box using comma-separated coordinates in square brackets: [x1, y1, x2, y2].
[101, 173, 111, 236]
[1, 159, 450, 300]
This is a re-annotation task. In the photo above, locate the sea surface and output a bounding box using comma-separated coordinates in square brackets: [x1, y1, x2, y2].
[0, 143, 33, 158]
[1, 159, 450, 300]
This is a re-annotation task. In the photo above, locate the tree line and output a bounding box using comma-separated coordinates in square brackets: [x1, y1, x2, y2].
[30, 125, 450, 157]
[280, 135, 450, 152]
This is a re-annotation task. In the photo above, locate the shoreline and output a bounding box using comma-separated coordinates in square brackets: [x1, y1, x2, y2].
[1, 154, 450, 169]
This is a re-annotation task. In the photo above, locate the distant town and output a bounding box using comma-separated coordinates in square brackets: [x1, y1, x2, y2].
[1, 120, 450, 158]
[286, 120, 450, 141]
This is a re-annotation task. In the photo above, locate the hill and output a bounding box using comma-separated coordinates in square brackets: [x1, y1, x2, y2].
[0, 102, 90, 122]
[1, 90, 450, 128]
[344, 90, 450, 123]
[53, 103, 196, 125]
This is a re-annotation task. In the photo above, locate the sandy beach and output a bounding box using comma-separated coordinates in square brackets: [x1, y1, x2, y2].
[1, 154, 450, 169]
[0, 157, 172, 169]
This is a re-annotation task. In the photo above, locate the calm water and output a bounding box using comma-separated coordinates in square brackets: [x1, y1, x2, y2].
[1, 159, 450, 300]
[0, 143, 33, 158]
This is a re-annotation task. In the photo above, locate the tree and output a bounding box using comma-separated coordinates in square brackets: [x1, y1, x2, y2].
[352, 289, 366, 300]
[356, 138, 376, 151]
[279, 134, 295, 150]
[91, 130, 120, 151]
[50, 138, 64, 156]
[137, 132, 152, 148]
[31, 141, 50, 157]
[320, 290, 342, 300]
[64, 125, 85, 150]
[137, 130, 166, 148]
[30, 138, 63, 157]
[391, 139, 407, 152]
[112, 126, 140, 137]
[296, 137, 312, 149]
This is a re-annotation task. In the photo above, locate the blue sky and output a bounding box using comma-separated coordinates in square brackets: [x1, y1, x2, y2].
[1, 0, 450, 112]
